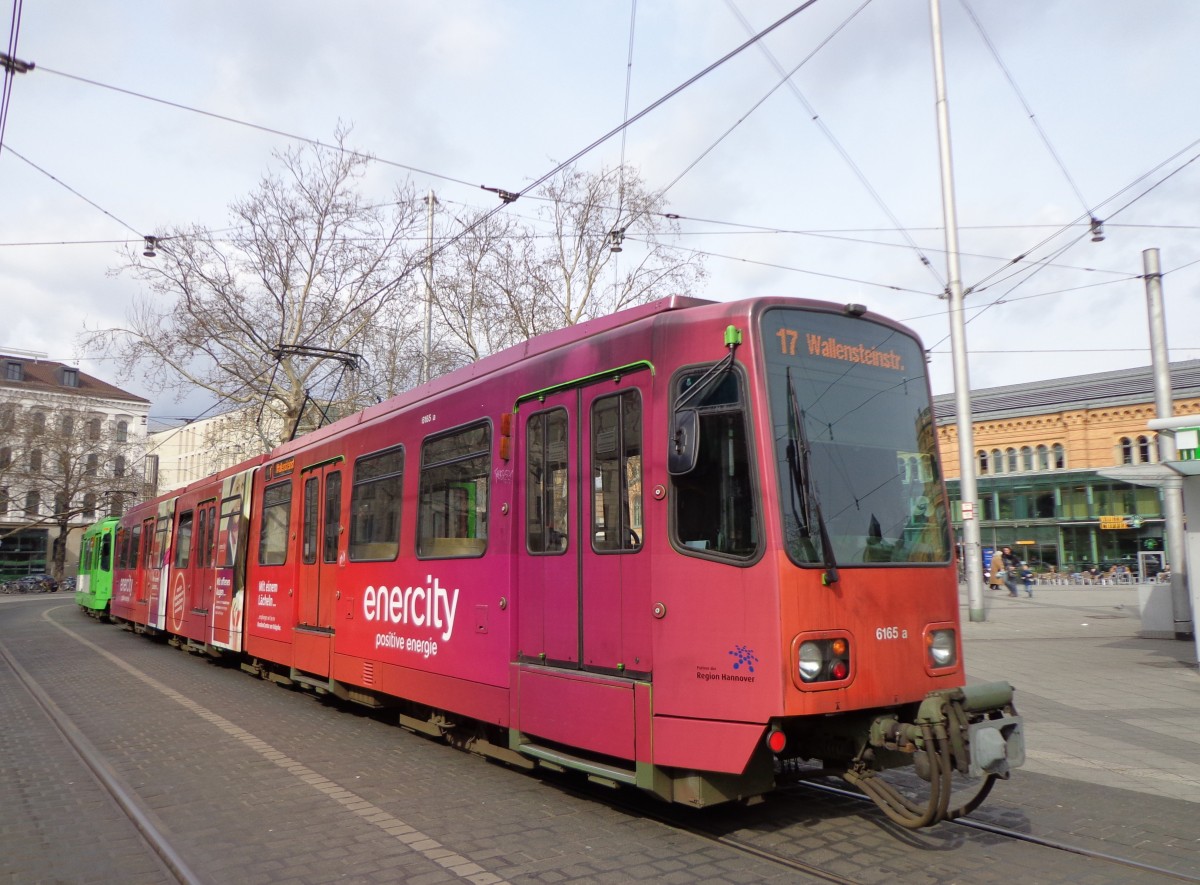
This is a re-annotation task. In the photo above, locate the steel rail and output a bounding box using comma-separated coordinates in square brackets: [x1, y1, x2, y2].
[0, 636, 205, 885]
[792, 779, 1199, 883]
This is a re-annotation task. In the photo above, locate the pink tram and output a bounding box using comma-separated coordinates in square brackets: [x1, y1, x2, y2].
[106, 296, 1023, 826]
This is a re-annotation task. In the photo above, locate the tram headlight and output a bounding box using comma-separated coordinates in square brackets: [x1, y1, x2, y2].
[795, 636, 851, 685]
[926, 628, 957, 668]
[798, 641, 825, 682]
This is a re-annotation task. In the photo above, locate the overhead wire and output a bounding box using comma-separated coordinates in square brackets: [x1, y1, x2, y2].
[0, 0, 23, 155]
[9, 13, 1198, 315]
[2, 144, 145, 237]
[715, 0, 945, 292]
[11, 3, 1200, 392]
[959, 0, 1095, 220]
[36, 63, 481, 192]
[345, 0, 832, 322]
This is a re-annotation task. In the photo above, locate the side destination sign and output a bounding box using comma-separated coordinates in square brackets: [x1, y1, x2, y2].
[266, 457, 296, 481]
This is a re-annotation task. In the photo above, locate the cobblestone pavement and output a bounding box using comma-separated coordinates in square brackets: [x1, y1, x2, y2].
[2, 591, 1197, 884]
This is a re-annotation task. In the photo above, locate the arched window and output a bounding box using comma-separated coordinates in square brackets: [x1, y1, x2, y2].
[54, 492, 70, 518]
[1119, 437, 1133, 465]
[29, 449, 42, 473]
[991, 449, 1004, 474]
[1021, 446, 1034, 471]
[1053, 443, 1066, 470]
[24, 490, 39, 517]
[110, 494, 125, 517]
[1036, 444, 1049, 470]
[116, 420, 129, 443]
[87, 418, 101, 440]
[31, 411, 45, 435]
[114, 456, 126, 478]
[0, 487, 7, 514]
[83, 493, 97, 519]
[0, 447, 9, 469]
[60, 415, 74, 436]
[1006, 448, 1018, 472]
[978, 450, 989, 474]
[85, 454, 99, 476]
[1137, 435, 1152, 464]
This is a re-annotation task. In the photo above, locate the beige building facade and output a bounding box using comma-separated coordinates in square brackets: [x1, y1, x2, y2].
[934, 360, 1200, 575]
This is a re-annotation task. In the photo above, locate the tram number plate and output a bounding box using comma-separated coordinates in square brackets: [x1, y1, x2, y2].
[875, 626, 908, 640]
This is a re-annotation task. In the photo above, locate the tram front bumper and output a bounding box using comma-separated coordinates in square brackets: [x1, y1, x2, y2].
[871, 681, 1025, 778]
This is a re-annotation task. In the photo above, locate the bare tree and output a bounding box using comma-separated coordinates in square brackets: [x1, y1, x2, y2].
[434, 164, 706, 365]
[86, 129, 427, 449]
[0, 397, 140, 579]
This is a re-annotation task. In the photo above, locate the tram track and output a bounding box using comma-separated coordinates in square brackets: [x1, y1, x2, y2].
[787, 779, 1200, 883]
[4, 596, 1195, 884]
[0, 635, 202, 885]
[551, 767, 1199, 884]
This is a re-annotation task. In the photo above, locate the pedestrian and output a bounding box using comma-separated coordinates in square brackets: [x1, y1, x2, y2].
[988, 563, 1006, 592]
[998, 546, 1021, 597]
[1021, 565, 1034, 597]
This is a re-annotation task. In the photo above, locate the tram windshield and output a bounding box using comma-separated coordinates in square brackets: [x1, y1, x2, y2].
[762, 308, 950, 566]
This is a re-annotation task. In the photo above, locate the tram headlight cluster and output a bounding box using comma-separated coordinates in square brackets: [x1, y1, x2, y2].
[926, 628, 957, 669]
[796, 636, 851, 684]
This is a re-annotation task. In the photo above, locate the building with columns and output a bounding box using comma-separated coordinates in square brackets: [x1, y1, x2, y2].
[148, 407, 279, 494]
[0, 353, 150, 579]
[934, 359, 1200, 575]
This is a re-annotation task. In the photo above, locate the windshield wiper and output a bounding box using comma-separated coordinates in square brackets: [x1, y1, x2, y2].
[786, 368, 839, 585]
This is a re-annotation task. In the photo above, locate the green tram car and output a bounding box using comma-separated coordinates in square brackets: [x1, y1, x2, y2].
[77, 517, 120, 618]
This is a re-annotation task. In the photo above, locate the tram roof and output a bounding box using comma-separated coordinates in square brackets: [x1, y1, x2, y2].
[266, 295, 716, 457]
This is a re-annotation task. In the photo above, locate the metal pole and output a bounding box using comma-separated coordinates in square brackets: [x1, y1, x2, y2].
[1143, 248, 1194, 643]
[930, 0, 985, 620]
[422, 189, 436, 385]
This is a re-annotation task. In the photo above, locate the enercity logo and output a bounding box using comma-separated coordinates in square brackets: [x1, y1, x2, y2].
[362, 576, 460, 642]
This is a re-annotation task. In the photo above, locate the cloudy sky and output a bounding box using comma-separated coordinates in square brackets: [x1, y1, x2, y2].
[3, 0, 1198, 422]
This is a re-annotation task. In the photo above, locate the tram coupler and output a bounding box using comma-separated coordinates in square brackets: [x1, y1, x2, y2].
[869, 681, 1024, 779]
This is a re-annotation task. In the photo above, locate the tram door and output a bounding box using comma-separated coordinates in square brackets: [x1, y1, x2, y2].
[517, 373, 652, 677]
[519, 392, 580, 667]
[580, 378, 651, 677]
[193, 500, 218, 640]
[146, 503, 174, 631]
[295, 462, 342, 677]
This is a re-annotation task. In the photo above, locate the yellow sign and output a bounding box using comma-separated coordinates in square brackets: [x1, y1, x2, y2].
[1015, 540, 1035, 545]
[1099, 516, 1129, 530]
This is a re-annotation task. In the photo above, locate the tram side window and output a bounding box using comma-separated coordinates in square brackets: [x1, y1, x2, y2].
[198, 507, 210, 567]
[259, 481, 292, 566]
[100, 533, 112, 573]
[591, 391, 642, 553]
[117, 529, 129, 570]
[350, 447, 403, 561]
[302, 477, 320, 565]
[130, 523, 141, 569]
[175, 511, 194, 568]
[526, 408, 569, 554]
[219, 496, 242, 568]
[323, 472, 341, 564]
[671, 370, 757, 558]
[198, 504, 216, 569]
[153, 518, 169, 569]
[141, 520, 155, 568]
[418, 424, 490, 558]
